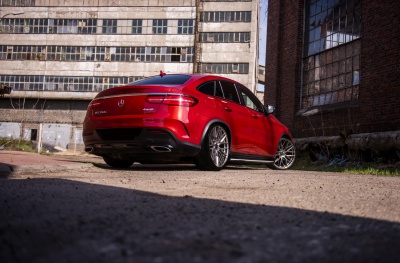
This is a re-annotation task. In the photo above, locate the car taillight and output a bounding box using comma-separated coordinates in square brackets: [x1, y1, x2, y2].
[145, 95, 165, 104]
[88, 100, 103, 110]
[164, 95, 198, 106]
[146, 94, 198, 107]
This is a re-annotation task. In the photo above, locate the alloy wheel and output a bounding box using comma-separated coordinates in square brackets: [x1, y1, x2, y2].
[208, 125, 229, 167]
[270, 138, 296, 169]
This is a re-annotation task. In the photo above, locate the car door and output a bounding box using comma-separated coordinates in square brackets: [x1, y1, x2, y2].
[217, 80, 253, 154]
[237, 84, 275, 156]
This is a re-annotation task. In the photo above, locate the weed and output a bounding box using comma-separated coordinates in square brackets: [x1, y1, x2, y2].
[0, 138, 36, 152]
[292, 152, 400, 176]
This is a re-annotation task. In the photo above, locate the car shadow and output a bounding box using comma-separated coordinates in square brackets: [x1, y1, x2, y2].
[93, 162, 265, 171]
[1, 178, 399, 263]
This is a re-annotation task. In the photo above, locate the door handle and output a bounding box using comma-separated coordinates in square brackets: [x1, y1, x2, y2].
[252, 114, 261, 119]
[224, 107, 232, 112]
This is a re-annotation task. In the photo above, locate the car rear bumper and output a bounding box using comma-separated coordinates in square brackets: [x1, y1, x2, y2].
[83, 127, 200, 161]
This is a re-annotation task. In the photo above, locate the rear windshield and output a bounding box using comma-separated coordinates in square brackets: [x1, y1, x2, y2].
[129, 75, 191, 86]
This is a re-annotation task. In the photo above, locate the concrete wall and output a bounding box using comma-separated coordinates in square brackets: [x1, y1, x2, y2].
[0, 121, 83, 152]
[0, 122, 20, 139]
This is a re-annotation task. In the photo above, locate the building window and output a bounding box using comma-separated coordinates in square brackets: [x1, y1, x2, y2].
[302, 0, 362, 109]
[44, 46, 94, 61]
[1, 18, 193, 35]
[54, 19, 78, 33]
[0, 75, 142, 92]
[112, 47, 128, 62]
[304, 0, 361, 56]
[76, 19, 96, 34]
[200, 32, 250, 42]
[0, 19, 97, 34]
[201, 11, 251, 22]
[102, 19, 117, 34]
[198, 63, 249, 74]
[178, 19, 194, 34]
[152, 19, 168, 34]
[48, 19, 97, 34]
[132, 19, 142, 34]
[0, 45, 194, 63]
[0, 0, 35, 5]
[302, 40, 361, 108]
[1, 18, 32, 33]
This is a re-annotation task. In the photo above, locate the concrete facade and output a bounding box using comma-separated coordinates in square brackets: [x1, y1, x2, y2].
[0, 0, 260, 151]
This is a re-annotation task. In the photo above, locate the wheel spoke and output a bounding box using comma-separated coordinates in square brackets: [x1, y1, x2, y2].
[208, 126, 229, 167]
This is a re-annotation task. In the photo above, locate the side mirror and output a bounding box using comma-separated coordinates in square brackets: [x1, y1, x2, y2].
[266, 105, 275, 114]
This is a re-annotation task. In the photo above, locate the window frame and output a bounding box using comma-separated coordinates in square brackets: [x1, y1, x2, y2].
[177, 19, 194, 34]
[237, 84, 264, 113]
[102, 19, 117, 34]
[132, 19, 143, 34]
[152, 19, 168, 34]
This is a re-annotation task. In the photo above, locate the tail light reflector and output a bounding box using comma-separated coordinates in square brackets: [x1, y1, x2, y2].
[145, 95, 165, 104]
[146, 94, 197, 107]
[88, 100, 103, 110]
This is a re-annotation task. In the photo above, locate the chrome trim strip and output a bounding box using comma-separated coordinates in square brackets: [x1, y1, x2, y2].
[229, 158, 274, 164]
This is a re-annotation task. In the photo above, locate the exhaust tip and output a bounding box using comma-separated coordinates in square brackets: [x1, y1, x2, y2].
[85, 147, 93, 153]
[150, 146, 172, 152]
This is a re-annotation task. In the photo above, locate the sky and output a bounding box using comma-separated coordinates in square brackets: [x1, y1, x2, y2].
[257, 0, 268, 91]
[259, 0, 268, 66]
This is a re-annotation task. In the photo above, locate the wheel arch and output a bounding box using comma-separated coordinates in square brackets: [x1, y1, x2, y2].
[266, 133, 296, 170]
[281, 133, 293, 140]
[275, 132, 294, 150]
[200, 119, 232, 148]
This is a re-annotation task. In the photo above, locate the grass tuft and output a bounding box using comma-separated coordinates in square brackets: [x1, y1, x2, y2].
[292, 153, 400, 176]
[0, 137, 36, 152]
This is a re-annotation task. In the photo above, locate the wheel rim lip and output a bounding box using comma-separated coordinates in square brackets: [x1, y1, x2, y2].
[274, 138, 295, 169]
[209, 126, 229, 167]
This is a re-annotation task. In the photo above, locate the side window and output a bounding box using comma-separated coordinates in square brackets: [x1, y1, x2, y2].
[238, 84, 264, 113]
[215, 82, 223, 98]
[219, 80, 240, 104]
[197, 81, 224, 98]
[197, 81, 215, 96]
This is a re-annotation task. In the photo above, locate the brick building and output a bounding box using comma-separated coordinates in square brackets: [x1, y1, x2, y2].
[265, 0, 399, 139]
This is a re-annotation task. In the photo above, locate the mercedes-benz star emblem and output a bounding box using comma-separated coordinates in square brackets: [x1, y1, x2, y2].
[118, 99, 125, 107]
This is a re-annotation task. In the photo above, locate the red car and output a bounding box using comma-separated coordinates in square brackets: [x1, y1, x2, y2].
[83, 73, 295, 170]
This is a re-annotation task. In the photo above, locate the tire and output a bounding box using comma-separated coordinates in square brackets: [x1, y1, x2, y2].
[103, 156, 134, 168]
[266, 137, 296, 170]
[196, 124, 230, 171]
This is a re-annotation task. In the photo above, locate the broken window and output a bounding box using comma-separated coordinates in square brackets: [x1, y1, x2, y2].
[302, 0, 362, 109]
[302, 40, 361, 109]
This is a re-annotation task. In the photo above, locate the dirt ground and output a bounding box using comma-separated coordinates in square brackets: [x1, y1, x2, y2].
[1, 152, 400, 263]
